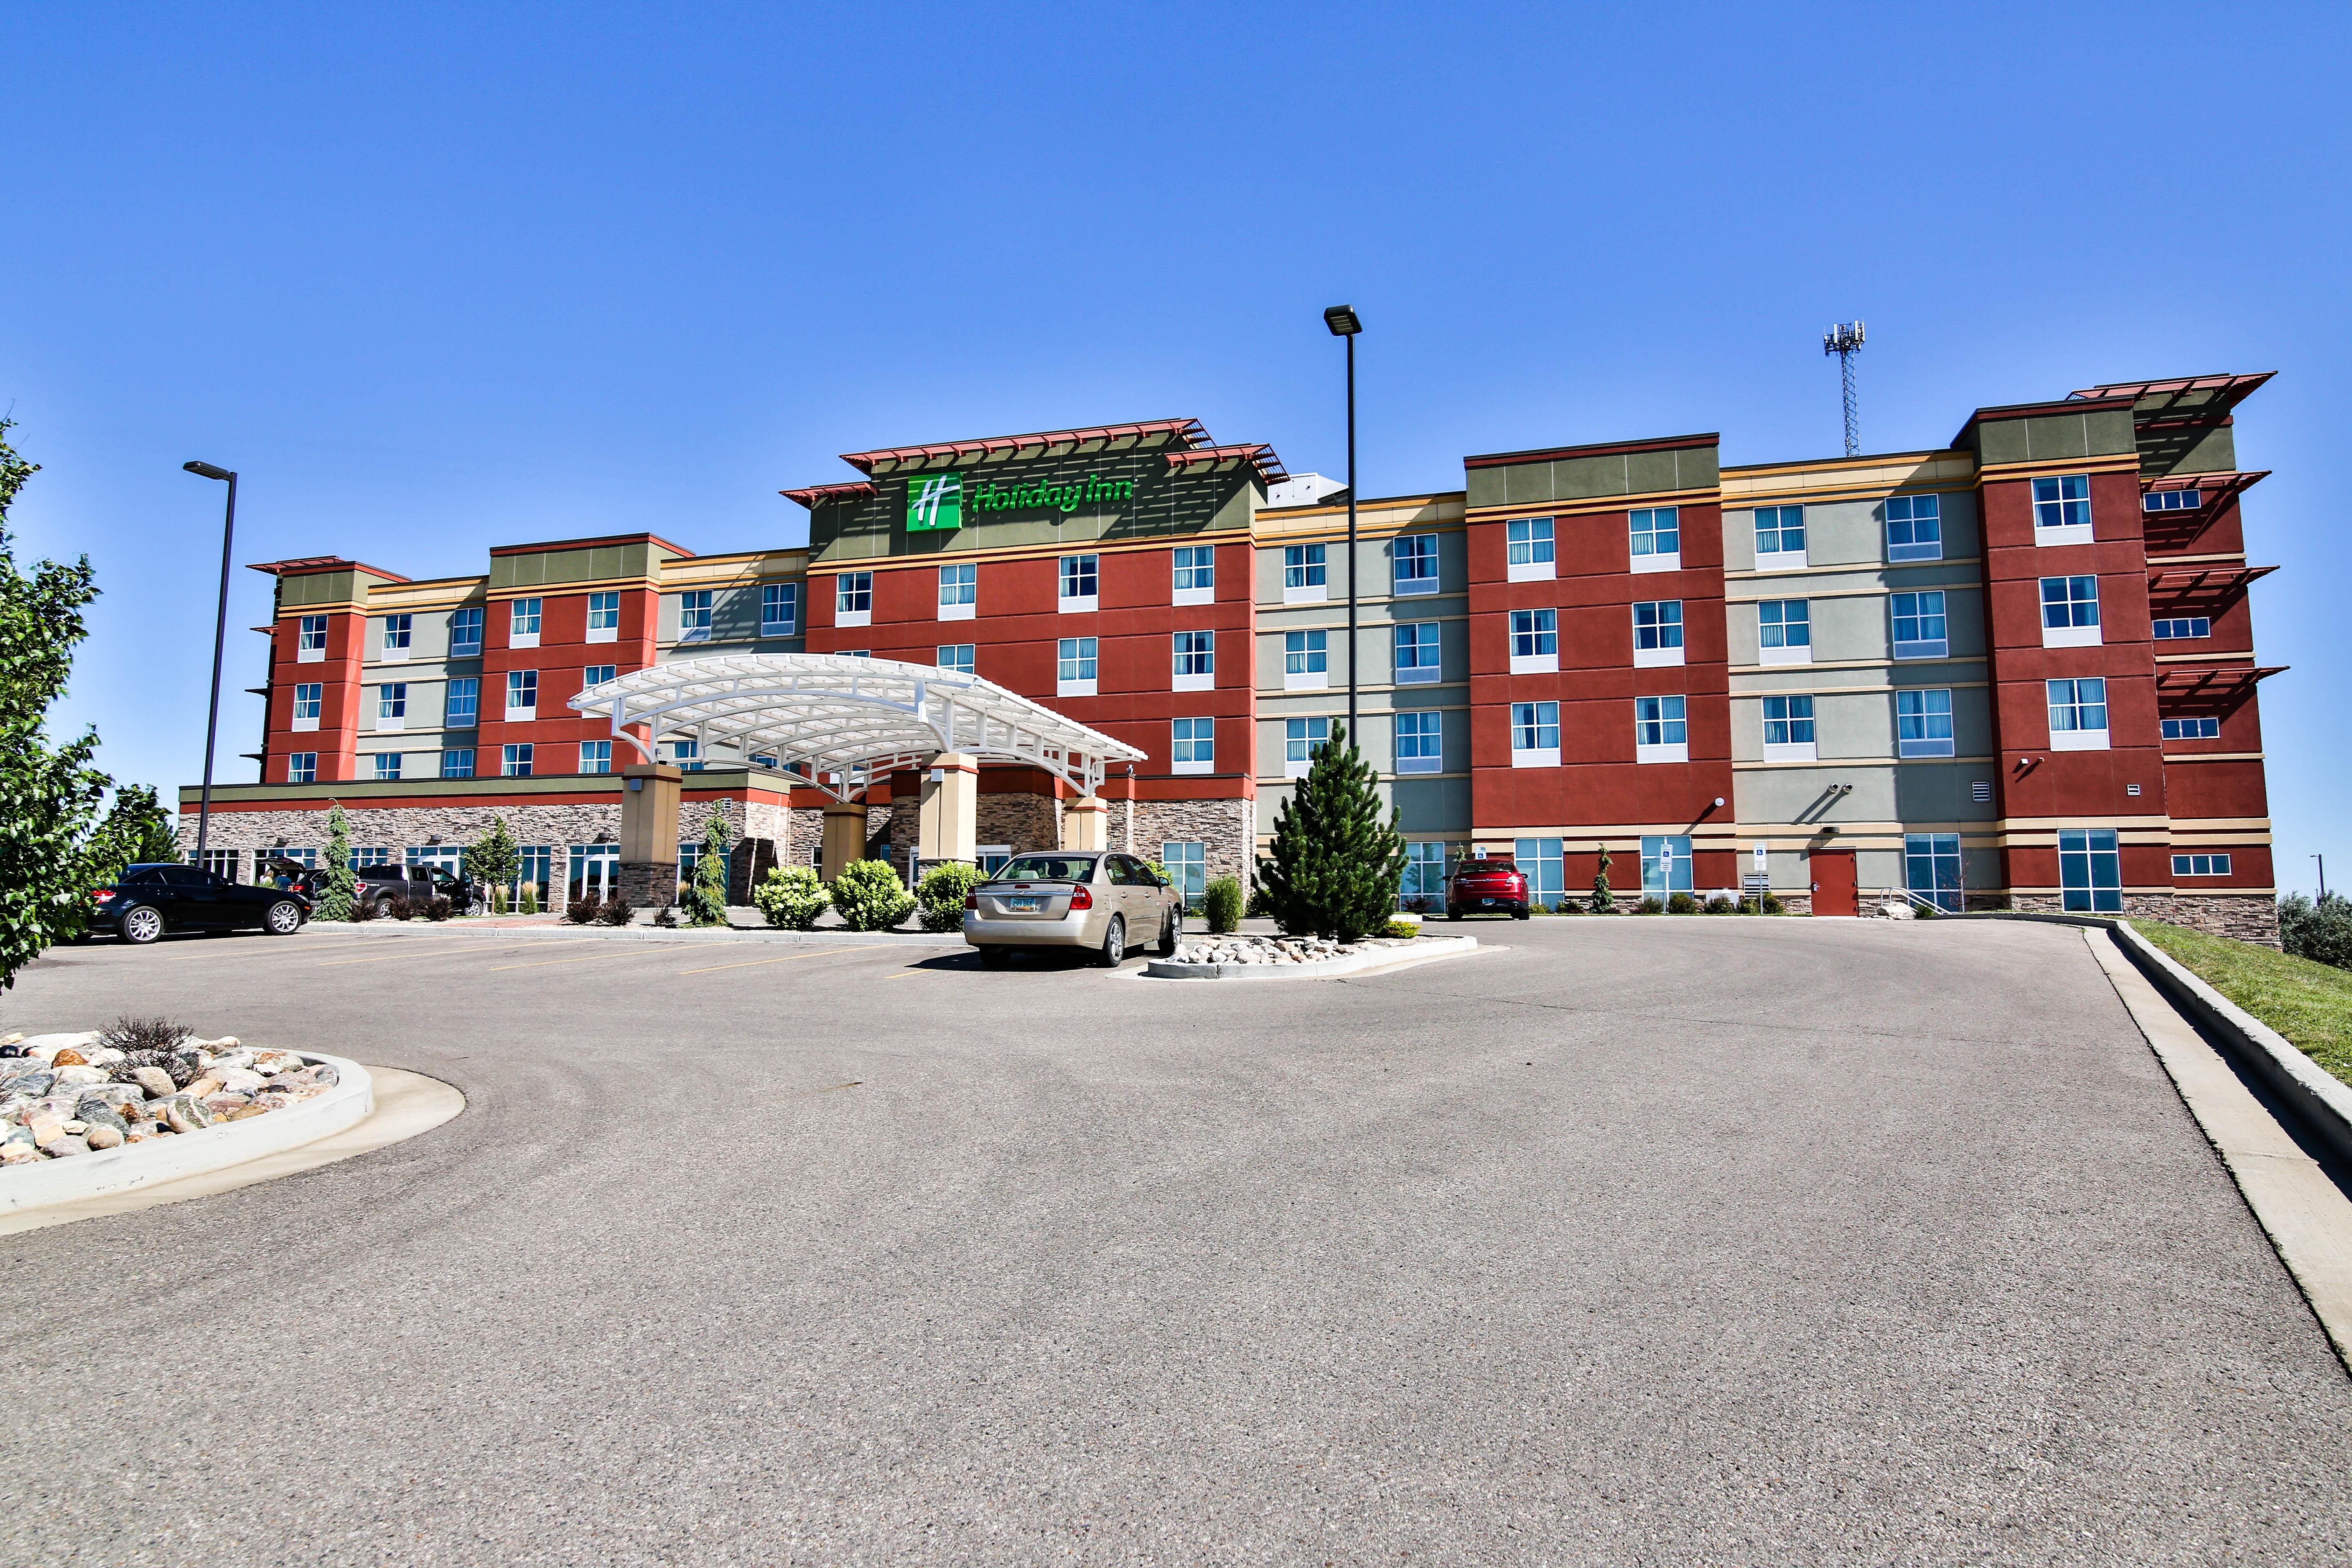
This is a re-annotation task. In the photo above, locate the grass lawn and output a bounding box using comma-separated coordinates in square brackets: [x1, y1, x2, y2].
[2132, 919, 2352, 1090]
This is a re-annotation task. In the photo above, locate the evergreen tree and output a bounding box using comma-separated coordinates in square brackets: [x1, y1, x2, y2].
[1252, 719, 1405, 941]
[682, 807, 734, 926]
[469, 816, 520, 898]
[1587, 842, 1615, 913]
[315, 803, 358, 921]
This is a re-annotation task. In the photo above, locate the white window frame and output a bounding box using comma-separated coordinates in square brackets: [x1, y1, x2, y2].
[440, 747, 474, 780]
[1173, 630, 1215, 692]
[444, 676, 479, 730]
[2162, 716, 2220, 741]
[1171, 717, 1214, 776]
[836, 571, 873, 628]
[1641, 835, 1695, 896]
[1393, 621, 1442, 685]
[1510, 701, 1560, 768]
[2173, 853, 2232, 878]
[586, 590, 621, 644]
[297, 614, 328, 662]
[501, 742, 534, 778]
[1057, 636, 1097, 698]
[381, 613, 412, 662]
[2033, 474, 2094, 545]
[376, 682, 408, 731]
[1885, 494, 1944, 563]
[1506, 518, 1556, 583]
[509, 597, 542, 650]
[582, 664, 616, 689]
[938, 562, 976, 621]
[1629, 507, 1681, 574]
[507, 668, 539, 719]
[1284, 629, 1329, 691]
[1753, 506, 1807, 571]
[1891, 590, 1949, 660]
[369, 751, 402, 781]
[1395, 710, 1442, 775]
[936, 644, 975, 677]
[2152, 616, 2211, 640]
[2059, 827, 2123, 914]
[676, 589, 713, 644]
[1635, 695, 1688, 764]
[2040, 575, 2102, 648]
[1172, 544, 1215, 607]
[760, 582, 798, 637]
[287, 752, 318, 784]
[2047, 677, 2110, 751]
[1283, 543, 1328, 604]
[1895, 688, 1955, 758]
[1393, 534, 1441, 596]
[1632, 600, 1684, 668]
[1284, 717, 1330, 779]
[1762, 694, 1816, 763]
[579, 739, 612, 775]
[292, 682, 322, 732]
[450, 605, 484, 656]
[1508, 608, 1558, 675]
[1758, 599, 1811, 666]
[1060, 554, 1100, 614]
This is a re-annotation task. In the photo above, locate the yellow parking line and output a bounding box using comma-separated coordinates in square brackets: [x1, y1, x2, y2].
[317, 940, 591, 968]
[486, 946, 681, 973]
[675, 943, 893, 976]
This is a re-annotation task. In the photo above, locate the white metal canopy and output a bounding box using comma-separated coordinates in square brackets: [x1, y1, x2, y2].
[568, 652, 1145, 802]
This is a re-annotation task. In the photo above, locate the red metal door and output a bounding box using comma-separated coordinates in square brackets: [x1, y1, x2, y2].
[1810, 849, 1857, 917]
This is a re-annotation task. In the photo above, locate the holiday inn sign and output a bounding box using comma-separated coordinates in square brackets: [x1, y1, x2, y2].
[905, 471, 1137, 531]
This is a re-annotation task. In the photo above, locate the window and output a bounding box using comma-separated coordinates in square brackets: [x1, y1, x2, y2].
[1510, 701, 1560, 766]
[274, 848, 318, 871]
[507, 669, 539, 715]
[1172, 717, 1214, 775]
[1283, 543, 1327, 588]
[444, 677, 479, 729]
[1060, 555, 1099, 610]
[677, 590, 712, 642]
[450, 605, 483, 656]
[1905, 833, 1964, 912]
[441, 747, 474, 779]
[1515, 837, 1565, 906]
[1896, 688, 1955, 758]
[377, 682, 407, 728]
[2153, 617, 2211, 640]
[2059, 828, 2123, 913]
[664, 737, 702, 772]
[579, 739, 611, 774]
[349, 846, 393, 871]
[1172, 545, 1215, 604]
[287, 753, 317, 784]
[938, 562, 976, 621]
[1633, 600, 1683, 667]
[1886, 494, 1943, 562]
[586, 591, 621, 640]
[382, 613, 412, 659]
[760, 582, 798, 636]
[1507, 519, 1556, 581]
[297, 614, 328, 661]
[1635, 695, 1687, 762]
[1509, 608, 1558, 673]
[936, 644, 975, 676]
[1285, 717, 1330, 778]
[1284, 629, 1329, 690]
[1057, 636, 1097, 696]
[2040, 575, 2101, 646]
[2162, 716, 2221, 741]
[2032, 475, 2093, 538]
[1174, 630, 1214, 690]
[1396, 710, 1442, 774]
[837, 571, 873, 626]
[1402, 842, 1448, 903]
[1163, 841, 1207, 905]
[1394, 622, 1442, 684]
[502, 743, 534, 777]
[583, 664, 615, 688]
[517, 846, 552, 898]
[2174, 853, 2232, 877]
[2144, 488, 2203, 513]
[1762, 695, 1815, 760]
[2047, 677, 2109, 750]
[1641, 835, 1693, 894]
[510, 597, 543, 647]
[838, 650, 869, 659]
[200, 848, 238, 879]
[1754, 506, 1806, 563]
[1891, 591, 1948, 659]
[1629, 507, 1680, 571]
[292, 682, 323, 730]
[1394, 534, 1439, 595]
[369, 752, 402, 781]
[1757, 599, 1810, 664]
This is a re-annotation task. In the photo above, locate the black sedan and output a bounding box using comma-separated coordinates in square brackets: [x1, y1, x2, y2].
[90, 863, 311, 944]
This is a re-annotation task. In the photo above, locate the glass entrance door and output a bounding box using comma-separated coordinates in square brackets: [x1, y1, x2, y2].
[569, 844, 619, 904]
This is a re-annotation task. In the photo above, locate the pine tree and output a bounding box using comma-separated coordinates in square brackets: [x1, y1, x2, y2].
[683, 807, 734, 926]
[316, 803, 358, 921]
[1252, 719, 1406, 942]
[1587, 841, 1615, 913]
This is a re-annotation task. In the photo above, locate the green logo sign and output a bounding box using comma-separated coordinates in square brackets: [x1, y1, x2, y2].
[907, 472, 964, 532]
[972, 472, 1134, 517]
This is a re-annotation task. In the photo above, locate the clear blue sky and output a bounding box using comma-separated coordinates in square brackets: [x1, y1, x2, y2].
[7, 2, 2345, 893]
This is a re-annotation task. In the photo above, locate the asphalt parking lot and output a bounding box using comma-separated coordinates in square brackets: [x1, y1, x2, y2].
[4, 915, 2349, 1566]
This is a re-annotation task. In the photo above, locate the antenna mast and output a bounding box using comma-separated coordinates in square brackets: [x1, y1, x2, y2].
[1823, 321, 1865, 457]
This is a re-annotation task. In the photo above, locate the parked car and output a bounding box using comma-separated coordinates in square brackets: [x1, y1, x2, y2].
[1445, 857, 1530, 920]
[90, 863, 312, 944]
[264, 858, 473, 914]
[963, 851, 1184, 967]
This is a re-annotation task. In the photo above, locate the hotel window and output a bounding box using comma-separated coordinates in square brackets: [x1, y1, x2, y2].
[1757, 599, 1810, 664]
[760, 582, 798, 636]
[381, 614, 412, 659]
[1394, 534, 1439, 595]
[297, 615, 328, 660]
[1393, 622, 1442, 684]
[1886, 494, 1943, 562]
[1057, 636, 1097, 696]
[1896, 688, 1955, 757]
[378, 683, 407, 728]
[1629, 507, 1680, 572]
[1172, 545, 1215, 604]
[1753, 506, 1806, 564]
[1396, 710, 1442, 775]
[450, 605, 484, 656]
[2040, 575, 2101, 646]
[938, 562, 976, 621]
[583, 664, 615, 688]
[2153, 616, 2210, 640]
[1285, 717, 1330, 777]
[1641, 835, 1694, 895]
[1284, 629, 1329, 690]
[2033, 475, 2093, 537]
[2162, 716, 2221, 741]
[502, 743, 534, 778]
[1283, 543, 1327, 602]
[292, 682, 323, 729]
[1060, 554, 1100, 610]
[676, 590, 712, 642]
[837, 572, 873, 626]
[1515, 837, 1565, 906]
[1402, 842, 1448, 903]
[440, 747, 474, 779]
[1633, 600, 1684, 668]
[585, 591, 621, 640]
[508, 669, 538, 715]
[1510, 702, 1560, 766]
[2047, 677, 2109, 750]
[200, 849, 238, 879]
[287, 752, 318, 784]
[1163, 840, 1207, 904]
[369, 752, 402, 781]
[2059, 828, 2123, 913]
[1635, 695, 1687, 762]
[1507, 518, 1556, 581]
[510, 597, 543, 648]
[579, 739, 611, 775]
[936, 644, 975, 676]
[1905, 833, 1964, 912]
[444, 677, 479, 728]
[2144, 488, 2202, 513]
[1509, 608, 1558, 673]
[1174, 630, 1214, 690]
[1172, 717, 1214, 775]
[838, 649, 869, 659]
[349, 846, 394, 871]
[1762, 694, 1815, 755]
[1891, 591, 1948, 659]
[661, 738, 701, 772]
[2173, 853, 2232, 877]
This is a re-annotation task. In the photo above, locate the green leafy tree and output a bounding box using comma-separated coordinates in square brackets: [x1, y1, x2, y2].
[314, 803, 358, 921]
[1588, 842, 1615, 914]
[915, 861, 984, 933]
[1251, 719, 1405, 942]
[469, 816, 520, 898]
[753, 864, 830, 930]
[681, 807, 735, 926]
[831, 859, 915, 931]
[75, 784, 179, 888]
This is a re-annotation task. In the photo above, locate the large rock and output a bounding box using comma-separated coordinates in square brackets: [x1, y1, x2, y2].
[23, 1107, 67, 1146]
[38, 1136, 90, 1158]
[183, 1075, 225, 1101]
[82, 1123, 124, 1150]
[126, 1067, 176, 1100]
[49, 1065, 107, 1088]
[2, 1069, 55, 1098]
[16, 1033, 100, 1061]
[78, 1084, 147, 1113]
[74, 1101, 129, 1137]
[159, 1096, 213, 1134]
[215, 1067, 266, 1095]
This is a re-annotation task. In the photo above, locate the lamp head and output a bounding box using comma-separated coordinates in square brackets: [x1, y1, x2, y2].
[1323, 304, 1362, 337]
[183, 461, 234, 482]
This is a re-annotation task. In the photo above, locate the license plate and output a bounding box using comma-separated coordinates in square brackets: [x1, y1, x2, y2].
[1005, 896, 1044, 911]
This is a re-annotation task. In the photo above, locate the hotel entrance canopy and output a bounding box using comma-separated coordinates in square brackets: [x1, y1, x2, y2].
[570, 653, 1145, 802]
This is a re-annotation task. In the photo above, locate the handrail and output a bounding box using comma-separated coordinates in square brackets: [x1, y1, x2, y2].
[1866, 885, 1952, 915]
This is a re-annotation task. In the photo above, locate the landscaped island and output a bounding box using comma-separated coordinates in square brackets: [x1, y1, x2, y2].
[0, 1022, 341, 1164]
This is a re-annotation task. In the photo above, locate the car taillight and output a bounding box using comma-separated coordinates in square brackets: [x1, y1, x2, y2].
[91, 889, 114, 901]
[1069, 884, 1093, 910]
[964, 893, 979, 909]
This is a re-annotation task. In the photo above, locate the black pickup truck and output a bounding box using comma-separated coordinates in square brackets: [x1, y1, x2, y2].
[265, 858, 476, 915]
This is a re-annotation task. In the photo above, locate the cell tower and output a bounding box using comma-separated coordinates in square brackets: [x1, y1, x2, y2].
[1823, 321, 1865, 457]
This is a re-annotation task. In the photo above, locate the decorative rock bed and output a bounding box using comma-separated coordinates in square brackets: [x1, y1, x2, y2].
[1171, 933, 1427, 967]
[0, 1030, 341, 1166]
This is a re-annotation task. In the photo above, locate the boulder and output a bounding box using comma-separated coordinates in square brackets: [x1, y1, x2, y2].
[50, 1065, 107, 1088]
[127, 1067, 177, 1100]
[38, 1136, 90, 1158]
[49, 1048, 87, 1067]
[74, 1102, 129, 1137]
[83, 1123, 124, 1150]
[3, 1070, 55, 1098]
[216, 1067, 265, 1095]
[24, 1107, 67, 1146]
[159, 1096, 213, 1134]
[78, 1084, 147, 1113]
[0, 1143, 39, 1165]
[183, 1075, 225, 1101]
[83, 1046, 125, 1067]
[16, 1032, 100, 1061]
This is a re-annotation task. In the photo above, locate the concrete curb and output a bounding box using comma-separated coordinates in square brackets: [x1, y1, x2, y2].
[0, 1051, 374, 1221]
[276, 921, 969, 947]
[1143, 935, 1479, 981]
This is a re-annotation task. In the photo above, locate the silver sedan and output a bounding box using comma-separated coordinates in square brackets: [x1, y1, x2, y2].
[963, 851, 1185, 968]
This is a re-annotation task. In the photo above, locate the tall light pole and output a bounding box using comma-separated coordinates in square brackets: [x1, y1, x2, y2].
[2319, 855, 2330, 900]
[1323, 304, 1363, 733]
[183, 461, 238, 865]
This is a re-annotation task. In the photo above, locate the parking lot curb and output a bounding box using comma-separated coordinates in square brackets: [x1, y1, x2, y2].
[1142, 935, 1479, 980]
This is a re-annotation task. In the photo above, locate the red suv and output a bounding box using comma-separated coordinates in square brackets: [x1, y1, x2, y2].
[1446, 858, 1530, 920]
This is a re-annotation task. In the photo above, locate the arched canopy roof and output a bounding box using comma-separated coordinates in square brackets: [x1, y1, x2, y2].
[569, 653, 1145, 801]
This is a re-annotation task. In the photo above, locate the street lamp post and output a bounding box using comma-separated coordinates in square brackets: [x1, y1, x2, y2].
[1323, 304, 1363, 733]
[183, 461, 238, 865]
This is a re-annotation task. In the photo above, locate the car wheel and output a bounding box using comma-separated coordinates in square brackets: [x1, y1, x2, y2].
[1097, 915, 1126, 968]
[1513, 908, 1530, 920]
[120, 905, 165, 945]
[264, 900, 305, 935]
[1447, 908, 1463, 922]
[1155, 912, 1179, 958]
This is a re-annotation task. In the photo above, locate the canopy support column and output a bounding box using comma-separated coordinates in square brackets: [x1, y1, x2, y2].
[918, 753, 979, 866]
[619, 762, 682, 909]
[1061, 796, 1108, 852]
[821, 801, 866, 882]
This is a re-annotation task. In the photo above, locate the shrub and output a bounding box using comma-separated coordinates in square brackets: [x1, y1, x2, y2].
[593, 895, 632, 927]
[914, 862, 986, 933]
[1666, 891, 1698, 915]
[832, 859, 915, 932]
[1552, 900, 1583, 915]
[520, 884, 540, 915]
[2281, 893, 2352, 970]
[1635, 896, 1664, 915]
[1704, 894, 1737, 914]
[423, 895, 454, 922]
[652, 902, 679, 928]
[1913, 899, 1939, 920]
[1588, 842, 1616, 914]
[490, 885, 509, 915]
[1204, 876, 1244, 934]
[1762, 893, 1784, 915]
[383, 893, 412, 921]
[1381, 918, 1421, 939]
[680, 808, 735, 927]
[350, 895, 379, 923]
[1253, 719, 1406, 942]
[754, 865, 830, 930]
[100, 1016, 189, 1054]
[562, 893, 597, 924]
[1243, 884, 1273, 920]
